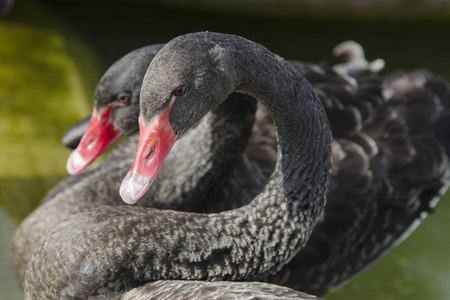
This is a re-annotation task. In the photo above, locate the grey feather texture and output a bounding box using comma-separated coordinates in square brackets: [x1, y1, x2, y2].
[120, 281, 321, 300]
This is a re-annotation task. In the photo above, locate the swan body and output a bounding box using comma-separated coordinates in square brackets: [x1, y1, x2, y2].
[270, 61, 450, 293]
[119, 281, 320, 300]
[13, 97, 257, 285]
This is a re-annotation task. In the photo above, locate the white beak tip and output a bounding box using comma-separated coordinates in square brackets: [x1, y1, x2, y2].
[66, 150, 88, 175]
[119, 172, 151, 205]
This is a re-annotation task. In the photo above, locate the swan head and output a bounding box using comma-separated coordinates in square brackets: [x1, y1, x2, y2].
[120, 32, 237, 204]
[66, 45, 164, 175]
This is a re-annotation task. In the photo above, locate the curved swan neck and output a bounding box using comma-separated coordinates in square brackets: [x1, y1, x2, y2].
[220, 35, 332, 210]
[189, 33, 332, 273]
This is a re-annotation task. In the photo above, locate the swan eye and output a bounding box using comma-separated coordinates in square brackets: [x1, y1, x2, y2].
[117, 94, 130, 104]
[174, 85, 187, 97]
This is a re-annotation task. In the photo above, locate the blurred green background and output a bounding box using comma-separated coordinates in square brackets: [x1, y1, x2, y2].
[1, 0, 450, 299]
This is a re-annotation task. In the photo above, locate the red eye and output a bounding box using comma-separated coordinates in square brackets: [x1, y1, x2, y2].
[117, 94, 130, 103]
[174, 85, 187, 97]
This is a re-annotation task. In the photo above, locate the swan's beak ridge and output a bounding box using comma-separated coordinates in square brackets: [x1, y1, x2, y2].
[119, 100, 176, 204]
[66, 106, 122, 175]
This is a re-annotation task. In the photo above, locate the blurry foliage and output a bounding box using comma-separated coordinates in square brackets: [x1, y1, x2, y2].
[0, 0, 102, 221]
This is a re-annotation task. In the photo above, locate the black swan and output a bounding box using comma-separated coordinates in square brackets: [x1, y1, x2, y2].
[24, 32, 333, 299]
[119, 32, 450, 292]
[16, 35, 450, 297]
[65, 40, 450, 294]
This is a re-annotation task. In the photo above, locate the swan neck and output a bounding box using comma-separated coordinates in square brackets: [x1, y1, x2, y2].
[229, 42, 332, 210]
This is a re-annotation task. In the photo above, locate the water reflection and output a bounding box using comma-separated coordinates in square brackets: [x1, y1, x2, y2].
[328, 192, 450, 300]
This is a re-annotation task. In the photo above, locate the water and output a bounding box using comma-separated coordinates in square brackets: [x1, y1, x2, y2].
[0, 209, 23, 300]
[1, 0, 450, 299]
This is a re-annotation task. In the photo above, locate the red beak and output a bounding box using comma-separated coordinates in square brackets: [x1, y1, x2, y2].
[119, 99, 177, 204]
[66, 106, 122, 175]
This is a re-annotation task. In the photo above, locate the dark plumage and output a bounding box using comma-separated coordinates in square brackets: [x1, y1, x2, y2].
[24, 32, 332, 299]
[13, 95, 257, 285]
[267, 64, 450, 294]
[15, 34, 450, 298]
[119, 281, 321, 300]
[61, 115, 90, 150]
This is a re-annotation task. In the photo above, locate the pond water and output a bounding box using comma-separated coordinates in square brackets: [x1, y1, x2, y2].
[1, 1, 450, 299]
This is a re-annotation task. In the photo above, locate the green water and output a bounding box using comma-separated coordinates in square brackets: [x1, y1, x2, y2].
[1, 0, 450, 299]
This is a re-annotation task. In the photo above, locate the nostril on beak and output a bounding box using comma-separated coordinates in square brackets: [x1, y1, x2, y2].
[144, 148, 155, 165]
[86, 137, 97, 150]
